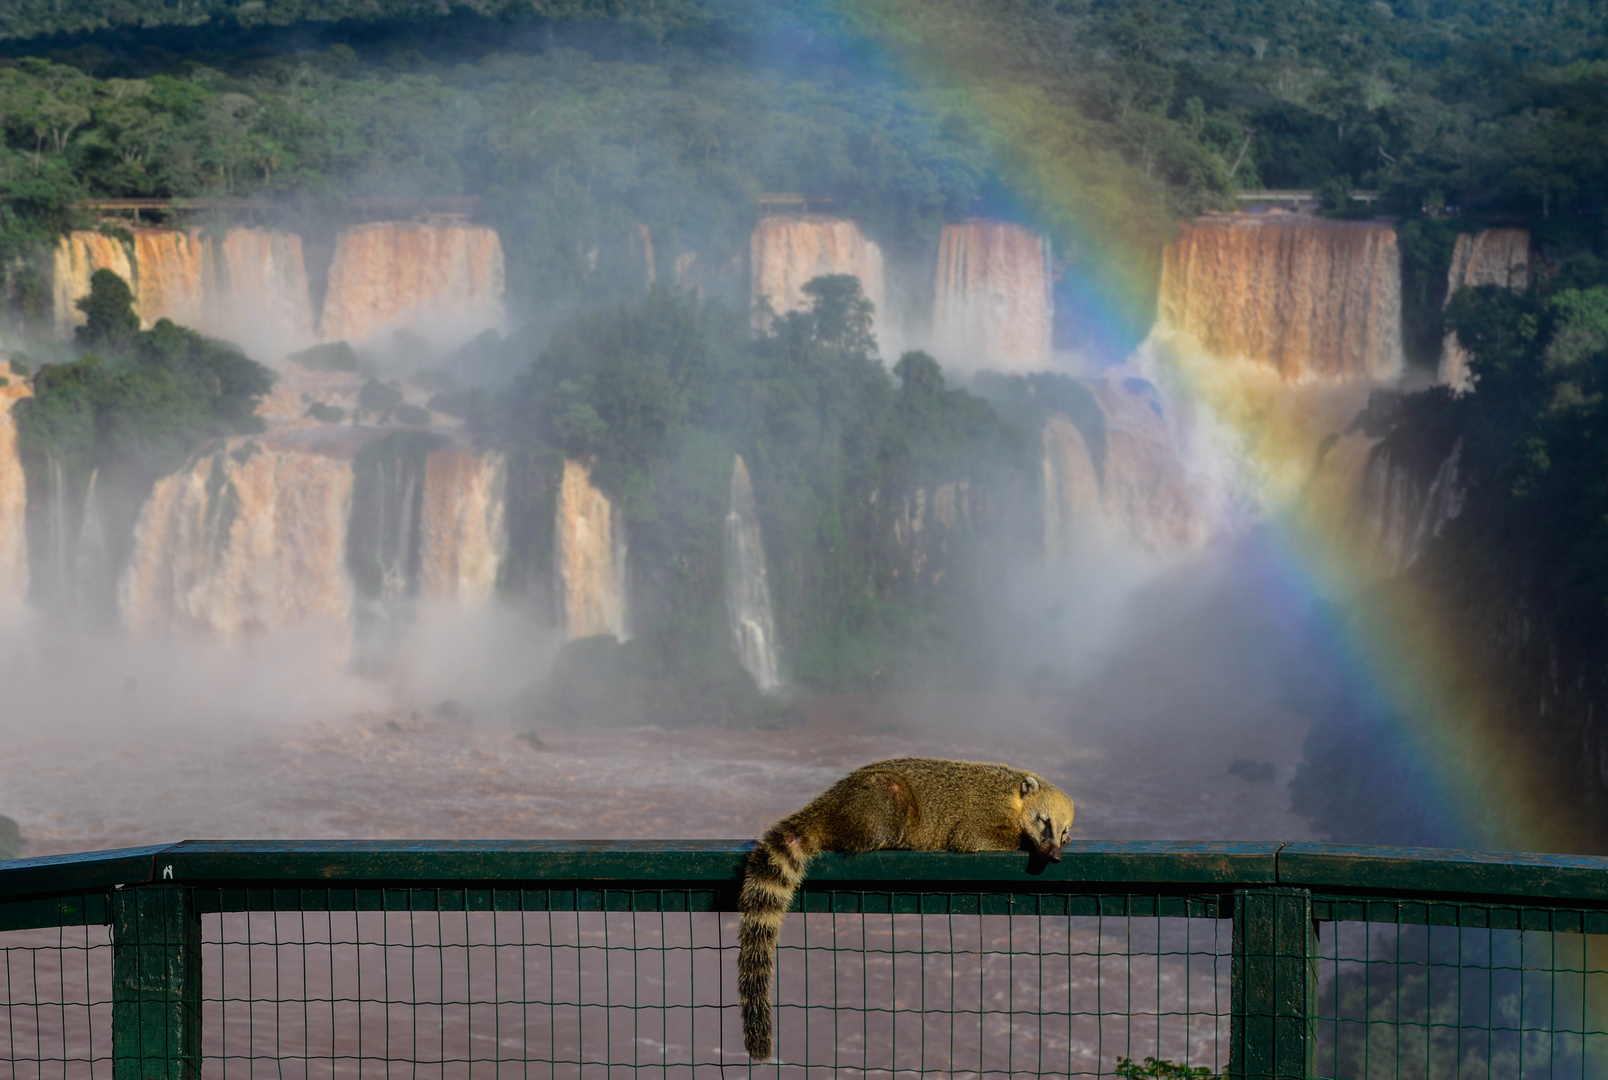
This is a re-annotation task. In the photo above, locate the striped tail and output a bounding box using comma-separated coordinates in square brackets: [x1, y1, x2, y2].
[737, 824, 816, 1060]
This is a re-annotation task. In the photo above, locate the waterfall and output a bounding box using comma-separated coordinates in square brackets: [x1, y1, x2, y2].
[1355, 437, 1465, 576]
[554, 459, 628, 641]
[120, 446, 356, 639]
[1439, 229, 1531, 391]
[1087, 379, 1206, 553]
[52, 227, 316, 356]
[212, 228, 316, 353]
[419, 446, 507, 605]
[724, 455, 781, 691]
[117, 435, 503, 648]
[53, 221, 500, 356]
[319, 220, 505, 345]
[131, 228, 208, 330]
[348, 433, 438, 612]
[52, 231, 135, 339]
[749, 215, 886, 333]
[933, 221, 1053, 371]
[0, 381, 29, 620]
[1158, 216, 1404, 381]
[1041, 415, 1102, 566]
[1411, 438, 1464, 560]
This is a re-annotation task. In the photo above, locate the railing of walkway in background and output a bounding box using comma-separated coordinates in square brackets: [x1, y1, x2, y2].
[1, 840, 1606, 1078]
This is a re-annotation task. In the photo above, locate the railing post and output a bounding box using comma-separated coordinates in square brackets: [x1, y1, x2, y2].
[1231, 886, 1317, 1080]
[112, 884, 200, 1080]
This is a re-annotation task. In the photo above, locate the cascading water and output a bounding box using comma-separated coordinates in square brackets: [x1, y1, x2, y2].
[1157, 216, 1404, 382]
[419, 446, 507, 606]
[932, 221, 1053, 371]
[131, 228, 208, 330]
[319, 220, 506, 345]
[120, 445, 356, 640]
[1355, 437, 1465, 576]
[554, 459, 628, 641]
[0, 381, 30, 620]
[749, 215, 886, 333]
[213, 228, 316, 352]
[346, 431, 437, 645]
[1041, 415, 1102, 566]
[1086, 379, 1207, 553]
[117, 434, 505, 653]
[1439, 229, 1531, 391]
[52, 227, 315, 354]
[724, 455, 781, 691]
[19, 448, 121, 622]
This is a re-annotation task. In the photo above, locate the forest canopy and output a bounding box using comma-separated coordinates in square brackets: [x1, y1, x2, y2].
[0, 0, 1602, 334]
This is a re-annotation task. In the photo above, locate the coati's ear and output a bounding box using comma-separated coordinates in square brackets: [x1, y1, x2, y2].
[1021, 775, 1040, 797]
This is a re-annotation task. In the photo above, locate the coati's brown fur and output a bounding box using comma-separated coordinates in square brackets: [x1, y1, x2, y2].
[737, 756, 1075, 1059]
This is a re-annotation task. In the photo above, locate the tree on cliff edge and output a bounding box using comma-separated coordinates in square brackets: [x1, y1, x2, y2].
[74, 268, 138, 350]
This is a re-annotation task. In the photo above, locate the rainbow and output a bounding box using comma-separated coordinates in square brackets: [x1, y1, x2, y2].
[814, 0, 1587, 857]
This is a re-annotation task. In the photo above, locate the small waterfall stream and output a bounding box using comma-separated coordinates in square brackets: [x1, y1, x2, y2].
[724, 455, 781, 692]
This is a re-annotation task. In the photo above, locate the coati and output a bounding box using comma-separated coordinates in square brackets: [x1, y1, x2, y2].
[737, 756, 1075, 1060]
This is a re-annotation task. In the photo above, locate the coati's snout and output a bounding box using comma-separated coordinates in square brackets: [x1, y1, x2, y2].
[1020, 774, 1073, 862]
[1029, 820, 1063, 861]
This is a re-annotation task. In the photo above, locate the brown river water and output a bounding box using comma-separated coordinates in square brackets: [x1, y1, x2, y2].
[0, 655, 1308, 1078]
[0, 546, 1314, 1078]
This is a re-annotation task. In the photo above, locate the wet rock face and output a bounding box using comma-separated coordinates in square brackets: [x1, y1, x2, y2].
[1158, 216, 1404, 382]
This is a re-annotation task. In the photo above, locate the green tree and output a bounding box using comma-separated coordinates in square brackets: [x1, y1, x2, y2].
[73, 268, 138, 350]
[803, 274, 878, 359]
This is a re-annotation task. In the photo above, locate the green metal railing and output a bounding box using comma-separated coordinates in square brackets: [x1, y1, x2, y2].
[2, 840, 1607, 1078]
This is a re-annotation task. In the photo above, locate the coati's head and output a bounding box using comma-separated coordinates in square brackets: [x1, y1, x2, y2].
[1017, 773, 1075, 862]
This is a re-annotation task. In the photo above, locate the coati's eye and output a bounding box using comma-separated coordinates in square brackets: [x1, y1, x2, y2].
[1061, 829, 1070, 844]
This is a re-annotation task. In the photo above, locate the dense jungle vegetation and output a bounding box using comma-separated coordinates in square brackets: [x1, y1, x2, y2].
[499, 275, 1043, 716]
[0, 0, 1603, 342]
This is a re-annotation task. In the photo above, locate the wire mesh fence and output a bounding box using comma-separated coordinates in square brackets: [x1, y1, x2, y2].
[0, 924, 111, 1080]
[1313, 906, 1608, 1080]
[4, 841, 1608, 1079]
[192, 895, 1230, 1078]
